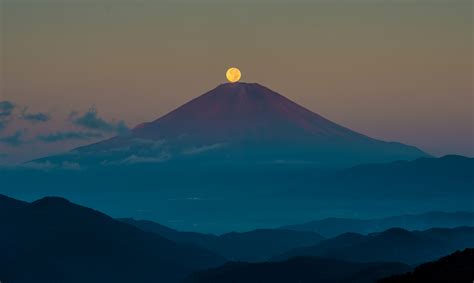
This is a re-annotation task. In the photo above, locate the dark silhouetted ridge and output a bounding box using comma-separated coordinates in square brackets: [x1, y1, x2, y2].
[0, 194, 28, 212]
[378, 248, 474, 283]
[183, 256, 411, 283]
[273, 227, 474, 264]
[0, 194, 225, 283]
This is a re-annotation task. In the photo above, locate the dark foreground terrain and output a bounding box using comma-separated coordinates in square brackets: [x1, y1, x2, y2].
[0, 195, 224, 283]
[379, 248, 474, 283]
[184, 257, 411, 283]
[1, 194, 473, 283]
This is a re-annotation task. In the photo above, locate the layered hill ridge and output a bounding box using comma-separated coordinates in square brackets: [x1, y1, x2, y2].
[282, 209, 474, 237]
[120, 217, 325, 262]
[272, 226, 474, 264]
[379, 248, 474, 283]
[0, 194, 225, 283]
[2, 194, 473, 283]
[37, 82, 427, 166]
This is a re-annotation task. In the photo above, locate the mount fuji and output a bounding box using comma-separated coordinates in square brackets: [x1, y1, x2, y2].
[36, 83, 427, 167]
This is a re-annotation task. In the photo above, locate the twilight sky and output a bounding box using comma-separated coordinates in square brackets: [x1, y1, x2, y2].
[0, 0, 472, 163]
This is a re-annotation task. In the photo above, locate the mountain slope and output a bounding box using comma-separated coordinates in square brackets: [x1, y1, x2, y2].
[35, 82, 427, 167]
[0, 195, 225, 283]
[120, 218, 324, 262]
[0, 193, 28, 213]
[131, 83, 381, 144]
[273, 227, 474, 264]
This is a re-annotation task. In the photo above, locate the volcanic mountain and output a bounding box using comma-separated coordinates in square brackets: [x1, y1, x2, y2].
[38, 83, 427, 167]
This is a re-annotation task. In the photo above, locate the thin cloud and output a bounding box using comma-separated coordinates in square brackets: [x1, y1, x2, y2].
[0, 101, 15, 117]
[37, 131, 103, 143]
[70, 107, 129, 134]
[0, 101, 15, 132]
[182, 143, 225, 155]
[0, 120, 8, 132]
[21, 108, 51, 123]
[0, 131, 24, 147]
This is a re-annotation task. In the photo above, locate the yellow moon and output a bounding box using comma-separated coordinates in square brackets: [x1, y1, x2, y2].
[226, 67, 241, 83]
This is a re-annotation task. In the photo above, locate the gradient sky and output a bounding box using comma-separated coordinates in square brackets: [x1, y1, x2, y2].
[1, 0, 473, 162]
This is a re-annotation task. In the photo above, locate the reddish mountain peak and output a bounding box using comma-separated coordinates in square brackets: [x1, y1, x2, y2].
[135, 82, 290, 128]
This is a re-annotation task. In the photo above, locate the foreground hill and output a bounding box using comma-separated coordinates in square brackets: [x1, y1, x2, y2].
[0, 195, 225, 283]
[0, 194, 28, 212]
[120, 218, 324, 261]
[282, 210, 474, 237]
[183, 257, 411, 283]
[184, 249, 474, 283]
[378, 248, 474, 283]
[273, 227, 474, 264]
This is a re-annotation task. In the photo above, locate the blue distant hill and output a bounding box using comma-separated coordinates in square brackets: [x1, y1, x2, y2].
[282, 210, 474, 237]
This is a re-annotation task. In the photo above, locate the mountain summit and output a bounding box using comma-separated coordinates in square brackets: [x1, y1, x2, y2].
[134, 83, 373, 143]
[38, 83, 427, 166]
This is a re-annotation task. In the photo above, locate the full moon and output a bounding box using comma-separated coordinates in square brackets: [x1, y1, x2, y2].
[226, 67, 241, 83]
